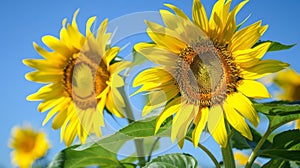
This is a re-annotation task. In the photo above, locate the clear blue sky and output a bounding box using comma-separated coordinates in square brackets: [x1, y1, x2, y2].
[0, 0, 299, 167]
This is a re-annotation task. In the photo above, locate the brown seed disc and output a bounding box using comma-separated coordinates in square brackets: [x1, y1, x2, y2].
[175, 39, 240, 107]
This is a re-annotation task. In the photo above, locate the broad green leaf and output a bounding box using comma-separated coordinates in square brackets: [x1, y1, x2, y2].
[262, 159, 290, 168]
[143, 153, 198, 168]
[253, 41, 296, 52]
[120, 137, 161, 165]
[254, 101, 300, 130]
[48, 144, 122, 168]
[231, 129, 250, 149]
[48, 117, 171, 168]
[259, 130, 300, 161]
[232, 127, 272, 150]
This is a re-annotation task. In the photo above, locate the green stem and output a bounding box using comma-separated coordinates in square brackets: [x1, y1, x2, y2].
[123, 93, 146, 167]
[147, 137, 160, 162]
[221, 139, 235, 168]
[245, 126, 273, 168]
[221, 122, 235, 168]
[185, 137, 220, 168]
[120, 69, 146, 167]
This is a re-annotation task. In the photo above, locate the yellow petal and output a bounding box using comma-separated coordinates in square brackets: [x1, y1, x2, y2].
[60, 103, 75, 142]
[134, 42, 178, 66]
[66, 23, 85, 50]
[42, 35, 72, 56]
[223, 101, 252, 140]
[43, 98, 70, 126]
[160, 9, 184, 32]
[192, 107, 208, 147]
[96, 19, 109, 55]
[233, 42, 271, 68]
[104, 47, 119, 67]
[26, 83, 62, 101]
[223, 0, 249, 42]
[192, 0, 209, 32]
[71, 9, 80, 30]
[96, 96, 107, 126]
[208, 0, 229, 38]
[164, 4, 189, 20]
[207, 105, 227, 147]
[132, 67, 175, 95]
[155, 97, 181, 133]
[177, 111, 194, 148]
[226, 93, 259, 127]
[52, 107, 68, 130]
[86, 16, 96, 37]
[237, 80, 271, 99]
[171, 104, 195, 145]
[106, 90, 124, 118]
[146, 28, 186, 54]
[64, 117, 79, 146]
[23, 59, 61, 71]
[230, 21, 267, 52]
[38, 96, 65, 113]
[110, 74, 124, 88]
[25, 71, 63, 83]
[142, 91, 167, 116]
[241, 60, 289, 80]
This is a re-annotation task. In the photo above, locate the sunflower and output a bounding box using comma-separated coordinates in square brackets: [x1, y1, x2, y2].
[24, 10, 126, 146]
[9, 125, 50, 168]
[273, 68, 300, 129]
[234, 152, 249, 166]
[133, 0, 289, 147]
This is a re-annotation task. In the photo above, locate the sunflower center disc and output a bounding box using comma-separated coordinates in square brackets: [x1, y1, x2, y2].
[175, 40, 239, 107]
[64, 52, 109, 110]
[20, 136, 36, 152]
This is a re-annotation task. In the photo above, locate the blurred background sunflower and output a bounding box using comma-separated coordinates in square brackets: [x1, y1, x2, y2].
[9, 125, 50, 168]
[273, 68, 300, 129]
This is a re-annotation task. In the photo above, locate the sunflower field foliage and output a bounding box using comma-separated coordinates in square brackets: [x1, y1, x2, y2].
[17, 0, 300, 168]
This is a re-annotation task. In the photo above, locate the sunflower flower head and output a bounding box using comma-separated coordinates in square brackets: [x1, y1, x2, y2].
[273, 68, 300, 129]
[133, 0, 289, 147]
[24, 10, 126, 146]
[234, 152, 248, 166]
[9, 125, 50, 168]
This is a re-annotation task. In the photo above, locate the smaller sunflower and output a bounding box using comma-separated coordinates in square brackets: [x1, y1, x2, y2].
[9, 125, 50, 168]
[273, 68, 300, 129]
[234, 152, 249, 166]
[24, 10, 126, 146]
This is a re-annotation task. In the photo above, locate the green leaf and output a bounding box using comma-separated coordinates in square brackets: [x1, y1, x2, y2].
[259, 130, 300, 161]
[231, 127, 272, 150]
[253, 41, 296, 52]
[254, 101, 300, 130]
[48, 117, 171, 168]
[143, 153, 198, 168]
[120, 137, 161, 165]
[48, 144, 122, 168]
[262, 159, 290, 168]
[231, 129, 250, 149]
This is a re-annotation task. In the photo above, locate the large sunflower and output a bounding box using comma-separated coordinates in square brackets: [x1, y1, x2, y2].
[133, 0, 289, 147]
[9, 125, 50, 168]
[24, 10, 126, 146]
